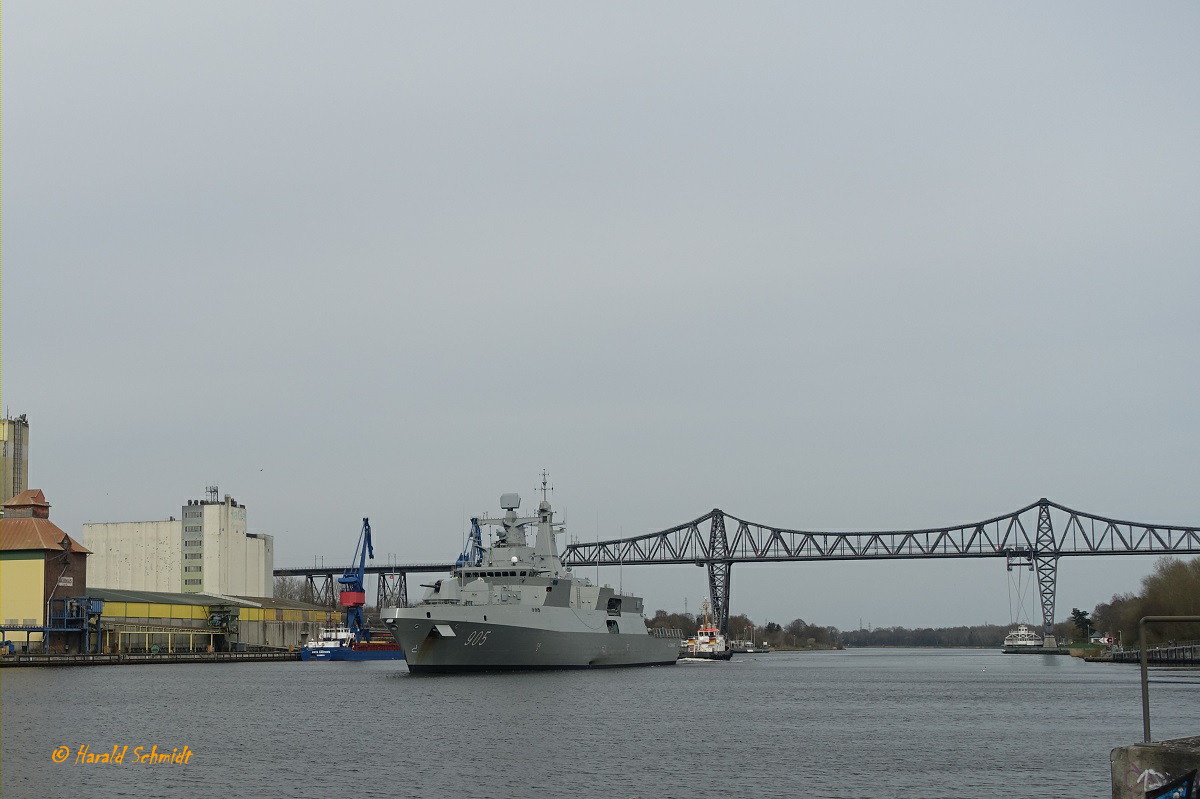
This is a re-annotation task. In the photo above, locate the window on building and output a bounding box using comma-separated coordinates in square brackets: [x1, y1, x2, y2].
[184, 579, 202, 586]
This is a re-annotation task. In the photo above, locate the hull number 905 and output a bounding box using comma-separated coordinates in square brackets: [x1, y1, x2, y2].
[465, 630, 491, 646]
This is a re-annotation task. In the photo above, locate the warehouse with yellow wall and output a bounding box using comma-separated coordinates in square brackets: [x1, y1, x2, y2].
[89, 588, 336, 652]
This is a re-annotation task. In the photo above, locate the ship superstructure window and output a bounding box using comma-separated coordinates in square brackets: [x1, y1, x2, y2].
[607, 620, 619, 634]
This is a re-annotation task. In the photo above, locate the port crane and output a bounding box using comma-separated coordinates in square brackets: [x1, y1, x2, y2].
[455, 518, 485, 569]
[337, 518, 374, 643]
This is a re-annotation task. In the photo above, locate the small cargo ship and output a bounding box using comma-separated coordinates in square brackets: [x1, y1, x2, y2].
[299, 625, 405, 661]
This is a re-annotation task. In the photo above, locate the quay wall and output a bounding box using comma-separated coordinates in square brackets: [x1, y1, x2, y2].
[1112, 643, 1200, 666]
[0, 651, 299, 668]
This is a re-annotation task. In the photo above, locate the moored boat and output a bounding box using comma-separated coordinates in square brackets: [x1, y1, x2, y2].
[299, 625, 405, 661]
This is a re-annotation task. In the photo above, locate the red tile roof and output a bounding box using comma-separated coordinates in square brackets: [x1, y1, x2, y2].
[0, 518, 91, 554]
[3, 488, 50, 508]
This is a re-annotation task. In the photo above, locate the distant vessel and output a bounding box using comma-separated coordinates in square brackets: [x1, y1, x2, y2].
[730, 640, 771, 653]
[681, 601, 732, 660]
[1002, 624, 1044, 649]
[299, 625, 405, 661]
[380, 479, 681, 673]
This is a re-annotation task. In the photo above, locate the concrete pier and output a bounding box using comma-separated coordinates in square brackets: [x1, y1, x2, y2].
[1111, 736, 1200, 798]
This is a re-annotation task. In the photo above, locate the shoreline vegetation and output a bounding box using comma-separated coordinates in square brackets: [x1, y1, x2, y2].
[647, 555, 1200, 651]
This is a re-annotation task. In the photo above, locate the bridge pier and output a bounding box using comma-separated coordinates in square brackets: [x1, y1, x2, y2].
[1035, 500, 1059, 646]
[707, 561, 732, 635]
[376, 571, 408, 609]
[707, 512, 732, 634]
[305, 573, 337, 607]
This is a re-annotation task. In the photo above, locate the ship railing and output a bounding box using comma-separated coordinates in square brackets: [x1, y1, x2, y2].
[649, 627, 683, 639]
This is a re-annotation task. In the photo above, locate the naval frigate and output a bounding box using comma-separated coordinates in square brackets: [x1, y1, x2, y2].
[380, 484, 680, 673]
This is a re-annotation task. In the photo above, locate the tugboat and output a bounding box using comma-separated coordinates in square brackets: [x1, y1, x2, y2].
[681, 600, 732, 661]
[380, 476, 681, 673]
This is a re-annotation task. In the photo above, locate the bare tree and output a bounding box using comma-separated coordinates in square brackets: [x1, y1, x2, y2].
[274, 576, 307, 601]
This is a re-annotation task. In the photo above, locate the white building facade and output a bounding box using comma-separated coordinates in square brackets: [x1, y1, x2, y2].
[84, 491, 274, 597]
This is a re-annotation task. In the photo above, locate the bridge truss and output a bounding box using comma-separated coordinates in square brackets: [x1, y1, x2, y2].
[272, 563, 450, 611]
[272, 500, 1200, 637]
[559, 499, 1200, 636]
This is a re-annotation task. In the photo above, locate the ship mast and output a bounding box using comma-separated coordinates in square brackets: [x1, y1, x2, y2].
[533, 470, 558, 564]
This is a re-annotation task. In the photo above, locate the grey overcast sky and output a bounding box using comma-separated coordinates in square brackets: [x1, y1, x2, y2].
[4, 2, 1198, 630]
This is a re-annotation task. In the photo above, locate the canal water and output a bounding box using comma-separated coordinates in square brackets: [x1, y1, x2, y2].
[2, 649, 1196, 798]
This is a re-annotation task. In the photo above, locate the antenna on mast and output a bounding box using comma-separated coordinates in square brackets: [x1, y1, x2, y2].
[538, 470, 553, 503]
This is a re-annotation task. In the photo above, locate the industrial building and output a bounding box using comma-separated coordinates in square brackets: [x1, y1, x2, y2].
[88, 588, 336, 652]
[0, 489, 92, 651]
[83, 487, 274, 597]
[0, 414, 30, 509]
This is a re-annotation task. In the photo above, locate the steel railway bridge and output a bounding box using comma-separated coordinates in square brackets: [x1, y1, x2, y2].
[273, 498, 1200, 635]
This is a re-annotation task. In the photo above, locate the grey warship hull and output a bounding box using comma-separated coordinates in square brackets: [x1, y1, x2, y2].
[383, 607, 679, 673]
